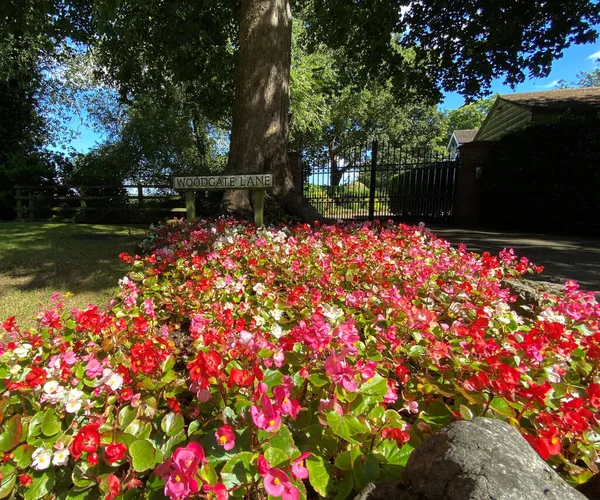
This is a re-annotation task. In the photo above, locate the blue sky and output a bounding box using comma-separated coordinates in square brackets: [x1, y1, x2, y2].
[64, 37, 600, 154]
[441, 38, 600, 110]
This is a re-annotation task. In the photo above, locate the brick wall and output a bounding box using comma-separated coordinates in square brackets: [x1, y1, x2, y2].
[453, 141, 496, 227]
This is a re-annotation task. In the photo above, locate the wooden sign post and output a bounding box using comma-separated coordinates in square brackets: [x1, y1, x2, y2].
[173, 174, 273, 226]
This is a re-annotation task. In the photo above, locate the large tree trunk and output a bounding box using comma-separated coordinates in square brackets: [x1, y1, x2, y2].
[222, 0, 321, 222]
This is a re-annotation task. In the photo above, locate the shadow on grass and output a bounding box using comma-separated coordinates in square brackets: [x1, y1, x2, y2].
[0, 222, 149, 295]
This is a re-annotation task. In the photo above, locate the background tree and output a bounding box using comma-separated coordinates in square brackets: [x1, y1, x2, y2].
[443, 97, 496, 136]
[3, 0, 599, 221]
[556, 62, 600, 88]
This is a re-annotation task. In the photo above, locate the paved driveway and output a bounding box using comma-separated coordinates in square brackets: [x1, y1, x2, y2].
[429, 227, 600, 293]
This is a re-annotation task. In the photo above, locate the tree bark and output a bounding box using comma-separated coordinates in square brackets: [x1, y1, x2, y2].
[222, 0, 321, 222]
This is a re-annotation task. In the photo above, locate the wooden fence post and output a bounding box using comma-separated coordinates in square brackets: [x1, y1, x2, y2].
[254, 190, 265, 227]
[186, 191, 196, 220]
[137, 184, 143, 204]
[80, 188, 87, 210]
[15, 187, 23, 220]
[28, 189, 34, 221]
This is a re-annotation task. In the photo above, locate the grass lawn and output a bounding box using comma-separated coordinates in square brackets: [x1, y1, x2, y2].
[0, 222, 148, 327]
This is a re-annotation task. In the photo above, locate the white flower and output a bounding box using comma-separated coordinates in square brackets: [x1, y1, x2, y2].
[64, 388, 83, 414]
[270, 309, 283, 321]
[538, 309, 566, 324]
[14, 343, 32, 358]
[43, 380, 59, 394]
[32, 448, 52, 470]
[321, 304, 344, 322]
[253, 315, 265, 327]
[52, 448, 70, 466]
[9, 365, 21, 375]
[106, 372, 123, 391]
[253, 282, 265, 294]
[94, 368, 123, 391]
[65, 400, 82, 413]
[271, 324, 283, 339]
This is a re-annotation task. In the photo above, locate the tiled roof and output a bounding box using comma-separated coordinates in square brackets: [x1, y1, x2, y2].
[453, 129, 478, 144]
[500, 87, 600, 110]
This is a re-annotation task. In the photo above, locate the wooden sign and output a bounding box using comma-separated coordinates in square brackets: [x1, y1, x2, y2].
[173, 174, 273, 190]
[173, 173, 273, 226]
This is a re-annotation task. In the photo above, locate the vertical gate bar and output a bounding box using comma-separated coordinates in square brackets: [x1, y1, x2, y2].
[368, 139, 378, 221]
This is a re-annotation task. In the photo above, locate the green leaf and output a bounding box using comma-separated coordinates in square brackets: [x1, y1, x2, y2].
[265, 447, 289, 468]
[326, 412, 368, 444]
[13, 444, 34, 469]
[41, 408, 61, 437]
[220, 452, 255, 491]
[0, 471, 16, 499]
[306, 455, 332, 497]
[359, 375, 388, 396]
[24, 469, 55, 500]
[267, 427, 296, 457]
[308, 373, 329, 387]
[363, 453, 380, 483]
[200, 463, 218, 487]
[27, 412, 44, 439]
[352, 454, 367, 491]
[0, 415, 22, 452]
[262, 369, 283, 391]
[490, 398, 515, 417]
[459, 404, 474, 420]
[161, 430, 187, 456]
[351, 395, 380, 415]
[71, 462, 97, 489]
[118, 405, 139, 430]
[333, 472, 353, 500]
[187, 420, 201, 436]
[129, 439, 158, 472]
[334, 451, 352, 471]
[420, 401, 452, 428]
[161, 412, 184, 437]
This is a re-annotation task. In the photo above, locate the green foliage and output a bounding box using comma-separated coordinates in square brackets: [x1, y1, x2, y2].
[483, 116, 600, 235]
[308, 0, 600, 97]
[443, 96, 496, 138]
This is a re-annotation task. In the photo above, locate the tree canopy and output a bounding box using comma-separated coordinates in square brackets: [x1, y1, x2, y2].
[2, 0, 599, 220]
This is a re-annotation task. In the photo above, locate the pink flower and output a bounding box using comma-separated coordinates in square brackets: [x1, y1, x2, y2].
[282, 484, 300, 500]
[325, 354, 358, 392]
[273, 350, 285, 368]
[250, 394, 281, 432]
[273, 386, 301, 419]
[356, 360, 377, 380]
[257, 456, 271, 476]
[143, 299, 156, 319]
[292, 452, 310, 480]
[215, 425, 235, 451]
[264, 468, 290, 497]
[203, 483, 229, 500]
[63, 351, 78, 365]
[156, 442, 207, 500]
[85, 359, 103, 378]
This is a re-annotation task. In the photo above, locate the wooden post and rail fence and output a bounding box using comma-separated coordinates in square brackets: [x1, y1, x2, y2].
[14, 173, 273, 226]
[14, 184, 188, 221]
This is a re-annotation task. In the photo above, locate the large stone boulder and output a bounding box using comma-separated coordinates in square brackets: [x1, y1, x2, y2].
[356, 417, 585, 500]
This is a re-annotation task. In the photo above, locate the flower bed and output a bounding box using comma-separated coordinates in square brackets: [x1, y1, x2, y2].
[0, 218, 599, 499]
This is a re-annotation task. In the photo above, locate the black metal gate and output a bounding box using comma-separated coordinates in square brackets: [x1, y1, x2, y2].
[302, 140, 459, 221]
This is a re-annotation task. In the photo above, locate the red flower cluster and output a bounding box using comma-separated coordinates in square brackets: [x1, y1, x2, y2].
[187, 350, 222, 388]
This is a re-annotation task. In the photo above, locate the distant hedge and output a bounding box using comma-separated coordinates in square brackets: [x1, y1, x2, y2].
[483, 117, 600, 235]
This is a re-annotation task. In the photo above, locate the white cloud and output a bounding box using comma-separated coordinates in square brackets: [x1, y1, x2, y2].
[587, 50, 600, 61]
[535, 80, 559, 89]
